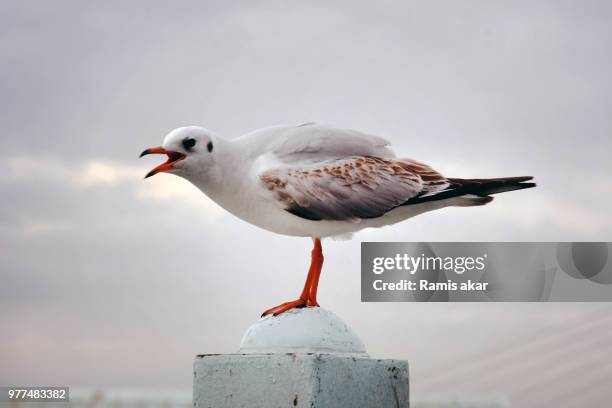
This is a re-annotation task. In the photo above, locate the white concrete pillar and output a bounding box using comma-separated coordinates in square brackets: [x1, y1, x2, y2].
[193, 308, 409, 407]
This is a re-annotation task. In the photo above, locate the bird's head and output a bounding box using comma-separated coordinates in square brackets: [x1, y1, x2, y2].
[140, 126, 219, 180]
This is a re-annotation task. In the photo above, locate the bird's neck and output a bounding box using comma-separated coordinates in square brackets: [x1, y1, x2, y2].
[187, 139, 251, 211]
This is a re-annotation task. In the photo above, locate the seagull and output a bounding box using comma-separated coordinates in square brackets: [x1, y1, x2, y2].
[140, 123, 535, 316]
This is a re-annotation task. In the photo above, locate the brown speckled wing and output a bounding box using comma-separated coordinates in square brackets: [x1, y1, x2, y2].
[260, 157, 449, 221]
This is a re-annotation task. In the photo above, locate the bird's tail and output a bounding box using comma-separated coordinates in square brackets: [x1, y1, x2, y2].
[403, 176, 536, 207]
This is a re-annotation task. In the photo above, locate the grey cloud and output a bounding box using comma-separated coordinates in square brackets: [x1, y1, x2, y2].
[1, 0, 611, 399]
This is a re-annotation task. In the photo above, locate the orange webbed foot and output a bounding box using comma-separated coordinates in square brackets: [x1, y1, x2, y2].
[261, 298, 319, 317]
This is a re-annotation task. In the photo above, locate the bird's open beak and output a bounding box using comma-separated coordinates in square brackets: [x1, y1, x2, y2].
[139, 146, 186, 178]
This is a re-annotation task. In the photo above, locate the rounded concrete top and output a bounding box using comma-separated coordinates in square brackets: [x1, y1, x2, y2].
[238, 307, 368, 357]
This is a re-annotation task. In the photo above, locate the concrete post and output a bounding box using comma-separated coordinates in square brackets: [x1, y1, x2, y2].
[193, 308, 409, 408]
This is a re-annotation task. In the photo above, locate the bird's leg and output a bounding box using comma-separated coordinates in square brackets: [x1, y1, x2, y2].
[261, 238, 323, 317]
[308, 238, 324, 307]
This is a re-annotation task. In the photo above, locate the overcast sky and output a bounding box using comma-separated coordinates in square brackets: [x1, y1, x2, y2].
[1, 0, 611, 402]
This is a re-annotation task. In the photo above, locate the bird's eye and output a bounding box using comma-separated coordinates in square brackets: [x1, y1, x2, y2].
[182, 138, 196, 151]
[207, 141, 213, 152]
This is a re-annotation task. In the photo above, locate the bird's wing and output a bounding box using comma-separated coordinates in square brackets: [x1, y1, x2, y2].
[267, 124, 396, 163]
[259, 156, 449, 221]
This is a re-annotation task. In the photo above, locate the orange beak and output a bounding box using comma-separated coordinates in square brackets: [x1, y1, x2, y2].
[139, 146, 186, 178]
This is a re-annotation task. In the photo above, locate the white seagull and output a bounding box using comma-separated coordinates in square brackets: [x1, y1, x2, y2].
[140, 123, 535, 316]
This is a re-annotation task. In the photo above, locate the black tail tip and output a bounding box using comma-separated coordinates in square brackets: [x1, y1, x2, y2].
[504, 176, 534, 183]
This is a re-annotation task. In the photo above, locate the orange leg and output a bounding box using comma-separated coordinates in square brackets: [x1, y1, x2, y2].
[261, 238, 324, 317]
[309, 239, 324, 307]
